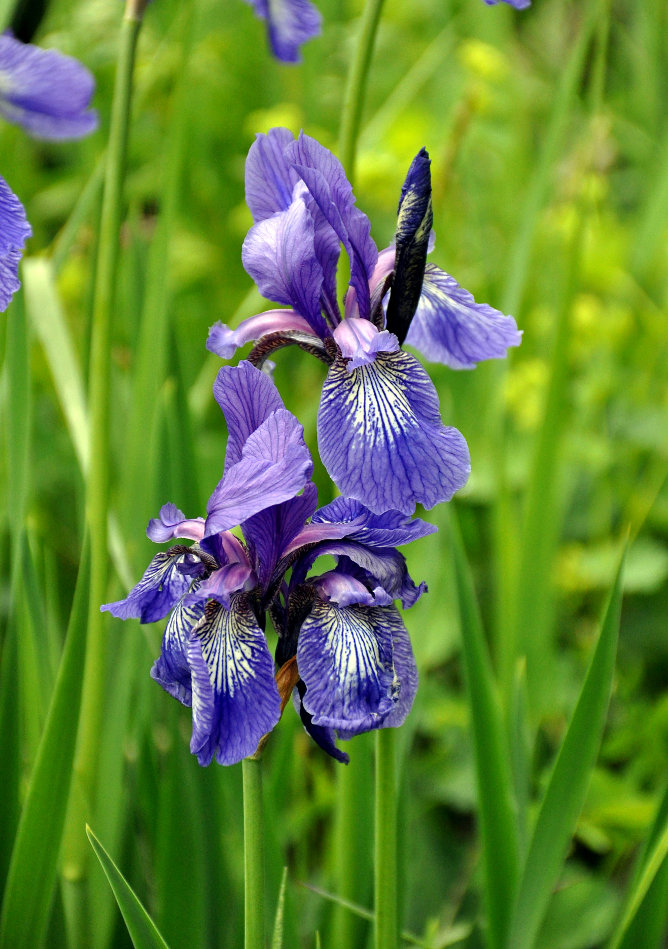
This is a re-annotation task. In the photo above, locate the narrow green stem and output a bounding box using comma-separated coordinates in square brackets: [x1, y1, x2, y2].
[338, 0, 387, 183]
[375, 727, 397, 949]
[243, 756, 266, 949]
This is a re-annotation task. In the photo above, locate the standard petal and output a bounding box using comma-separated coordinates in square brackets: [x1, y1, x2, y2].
[146, 503, 205, 543]
[0, 174, 31, 311]
[244, 0, 321, 63]
[150, 595, 206, 706]
[213, 361, 284, 471]
[245, 127, 299, 221]
[317, 349, 471, 515]
[311, 497, 437, 548]
[297, 601, 396, 732]
[405, 264, 522, 369]
[0, 34, 97, 140]
[242, 482, 319, 588]
[242, 193, 328, 336]
[100, 547, 202, 623]
[205, 408, 313, 536]
[187, 595, 281, 766]
[206, 310, 316, 360]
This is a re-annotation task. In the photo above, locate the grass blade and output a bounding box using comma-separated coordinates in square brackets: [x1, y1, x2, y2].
[506, 547, 625, 949]
[86, 826, 170, 949]
[0, 536, 90, 949]
[271, 867, 289, 949]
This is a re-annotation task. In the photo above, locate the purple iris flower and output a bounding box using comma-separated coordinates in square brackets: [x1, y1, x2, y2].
[102, 361, 433, 766]
[207, 129, 521, 516]
[483, 0, 530, 7]
[0, 174, 31, 311]
[0, 32, 97, 140]
[244, 0, 321, 63]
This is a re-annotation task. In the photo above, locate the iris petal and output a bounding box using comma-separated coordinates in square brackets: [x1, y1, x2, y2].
[311, 497, 436, 548]
[100, 548, 200, 623]
[0, 175, 31, 311]
[150, 595, 206, 706]
[245, 127, 298, 221]
[317, 349, 470, 515]
[245, 0, 321, 64]
[213, 361, 284, 472]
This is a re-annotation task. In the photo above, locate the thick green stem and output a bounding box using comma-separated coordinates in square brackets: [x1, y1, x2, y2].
[338, 0, 387, 183]
[243, 756, 266, 949]
[375, 727, 398, 949]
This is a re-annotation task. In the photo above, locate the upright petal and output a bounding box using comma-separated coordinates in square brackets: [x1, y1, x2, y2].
[0, 175, 31, 311]
[0, 34, 97, 140]
[317, 349, 471, 515]
[213, 361, 284, 471]
[242, 482, 319, 589]
[311, 497, 437, 548]
[406, 264, 522, 369]
[244, 0, 321, 64]
[187, 595, 281, 765]
[245, 127, 299, 221]
[101, 547, 204, 623]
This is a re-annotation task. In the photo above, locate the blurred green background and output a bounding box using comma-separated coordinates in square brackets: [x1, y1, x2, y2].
[1, 0, 667, 946]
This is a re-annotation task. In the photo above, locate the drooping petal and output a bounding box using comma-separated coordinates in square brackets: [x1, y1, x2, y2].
[406, 264, 522, 369]
[311, 497, 436, 548]
[150, 594, 206, 706]
[245, 127, 299, 221]
[100, 547, 203, 623]
[242, 191, 328, 337]
[205, 408, 313, 536]
[317, 349, 471, 515]
[0, 34, 97, 140]
[0, 174, 31, 311]
[377, 608, 418, 729]
[206, 310, 316, 360]
[244, 0, 321, 64]
[333, 317, 399, 370]
[146, 503, 205, 543]
[242, 482, 319, 588]
[213, 361, 284, 472]
[287, 132, 378, 320]
[297, 601, 396, 732]
[293, 680, 350, 764]
[187, 595, 281, 766]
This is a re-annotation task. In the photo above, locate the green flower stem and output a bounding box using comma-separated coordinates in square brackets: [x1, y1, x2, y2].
[375, 727, 398, 949]
[243, 756, 266, 949]
[338, 0, 387, 183]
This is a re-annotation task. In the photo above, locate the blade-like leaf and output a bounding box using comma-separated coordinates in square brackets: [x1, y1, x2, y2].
[506, 548, 625, 949]
[0, 537, 90, 949]
[86, 826, 170, 949]
[271, 866, 289, 949]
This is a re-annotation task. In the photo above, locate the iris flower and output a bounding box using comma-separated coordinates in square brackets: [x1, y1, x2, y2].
[0, 175, 31, 311]
[0, 32, 97, 140]
[207, 129, 520, 516]
[102, 362, 432, 766]
[244, 0, 321, 63]
[483, 0, 530, 8]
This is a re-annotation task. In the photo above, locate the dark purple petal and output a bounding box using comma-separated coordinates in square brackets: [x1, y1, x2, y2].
[294, 681, 349, 764]
[286, 132, 378, 320]
[406, 264, 522, 369]
[242, 482, 319, 588]
[297, 601, 396, 732]
[205, 408, 313, 536]
[150, 594, 206, 706]
[100, 548, 197, 623]
[0, 34, 98, 140]
[146, 503, 205, 543]
[311, 497, 436, 548]
[0, 174, 31, 311]
[187, 595, 281, 766]
[333, 317, 399, 369]
[213, 361, 284, 471]
[244, 0, 321, 64]
[245, 128, 299, 221]
[317, 349, 471, 515]
[206, 310, 316, 360]
[242, 193, 328, 337]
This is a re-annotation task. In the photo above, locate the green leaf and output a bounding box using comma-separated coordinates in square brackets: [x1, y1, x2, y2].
[0, 537, 90, 949]
[506, 548, 625, 949]
[271, 867, 289, 949]
[86, 826, 170, 949]
[449, 510, 520, 949]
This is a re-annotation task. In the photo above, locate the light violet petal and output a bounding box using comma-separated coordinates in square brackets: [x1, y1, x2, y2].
[245, 127, 298, 221]
[146, 503, 205, 543]
[406, 264, 522, 369]
[311, 497, 437, 548]
[244, 0, 321, 63]
[185, 562, 256, 609]
[213, 361, 285, 471]
[314, 570, 393, 608]
[483, 0, 530, 8]
[0, 174, 31, 311]
[317, 349, 471, 515]
[333, 317, 399, 369]
[206, 310, 315, 360]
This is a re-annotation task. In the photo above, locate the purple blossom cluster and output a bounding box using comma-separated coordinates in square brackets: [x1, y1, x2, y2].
[106, 131, 521, 766]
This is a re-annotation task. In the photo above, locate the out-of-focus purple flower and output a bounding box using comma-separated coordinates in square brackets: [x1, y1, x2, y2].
[0, 174, 31, 311]
[483, 0, 531, 8]
[244, 0, 321, 63]
[207, 129, 521, 515]
[0, 32, 97, 140]
[102, 361, 432, 765]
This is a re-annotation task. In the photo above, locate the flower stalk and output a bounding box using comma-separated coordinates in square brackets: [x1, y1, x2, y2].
[375, 727, 398, 949]
[243, 756, 266, 949]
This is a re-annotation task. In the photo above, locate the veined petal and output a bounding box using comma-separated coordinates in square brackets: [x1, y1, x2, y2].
[205, 408, 312, 536]
[242, 191, 328, 336]
[0, 34, 97, 140]
[317, 349, 471, 515]
[297, 601, 396, 731]
[150, 594, 206, 706]
[0, 174, 31, 311]
[146, 503, 205, 543]
[378, 608, 418, 729]
[333, 317, 398, 370]
[406, 264, 522, 369]
[243, 482, 319, 588]
[245, 127, 299, 221]
[213, 361, 284, 471]
[244, 0, 321, 63]
[206, 310, 315, 360]
[311, 497, 437, 548]
[100, 547, 201, 623]
[187, 595, 281, 766]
